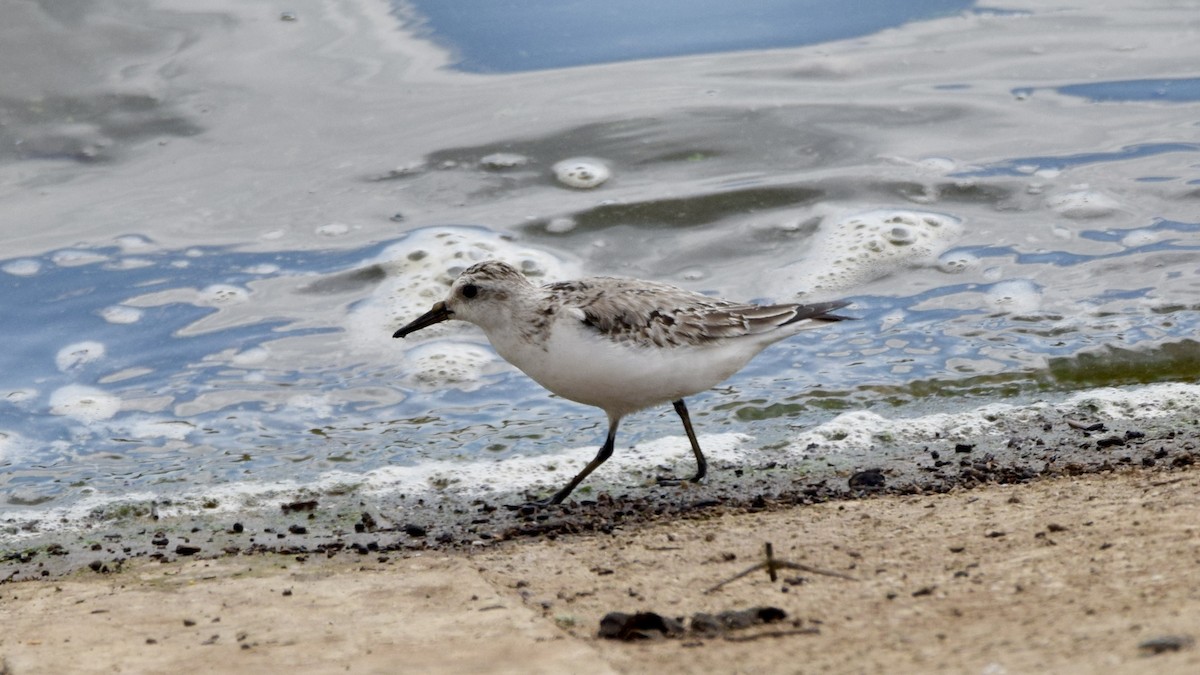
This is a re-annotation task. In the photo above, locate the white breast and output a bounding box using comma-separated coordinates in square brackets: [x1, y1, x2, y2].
[483, 316, 769, 418]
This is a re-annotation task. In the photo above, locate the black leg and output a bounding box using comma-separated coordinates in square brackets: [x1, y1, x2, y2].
[547, 416, 620, 504]
[672, 399, 707, 482]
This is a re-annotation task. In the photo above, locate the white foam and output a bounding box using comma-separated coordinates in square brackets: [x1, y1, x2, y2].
[1, 259, 41, 276]
[343, 226, 578, 385]
[1047, 190, 1122, 219]
[937, 250, 980, 274]
[128, 418, 195, 440]
[553, 157, 611, 188]
[231, 346, 271, 365]
[1063, 383, 1200, 419]
[775, 209, 963, 295]
[480, 152, 530, 170]
[114, 234, 156, 252]
[316, 222, 352, 236]
[51, 249, 109, 267]
[196, 284, 250, 306]
[985, 279, 1042, 314]
[48, 385, 122, 422]
[55, 341, 107, 371]
[105, 257, 155, 270]
[243, 263, 281, 275]
[789, 382, 1200, 455]
[360, 432, 749, 499]
[100, 305, 144, 324]
[1119, 229, 1158, 248]
[996, 281, 1050, 315]
[545, 216, 578, 233]
[0, 432, 748, 543]
[401, 341, 500, 389]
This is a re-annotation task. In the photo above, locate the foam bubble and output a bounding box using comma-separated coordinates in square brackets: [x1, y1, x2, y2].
[115, 235, 155, 251]
[1119, 229, 1157, 247]
[1047, 190, 1122, 218]
[105, 257, 155, 270]
[231, 347, 270, 365]
[2, 259, 41, 276]
[776, 209, 963, 294]
[196, 284, 249, 306]
[55, 341, 106, 371]
[342, 226, 578, 385]
[545, 216, 577, 234]
[286, 394, 334, 418]
[317, 222, 352, 236]
[553, 157, 610, 189]
[937, 250, 980, 274]
[403, 342, 499, 389]
[128, 418, 195, 440]
[100, 305, 144, 324]
[480, 153, 530, 170]
[985, 279, 1042, 314]
[51, 249, 109, 267]
[372, 432, 750, 498]
[49, 385, 121, 422]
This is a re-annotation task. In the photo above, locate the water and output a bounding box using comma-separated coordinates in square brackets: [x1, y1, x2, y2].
[2, 0, 1199, 539]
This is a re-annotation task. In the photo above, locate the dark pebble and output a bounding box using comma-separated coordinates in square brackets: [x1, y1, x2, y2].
[1139, 635, 1194, 654]
[404, 523, 428, 538]
[690, 613, 723, 634]
[175, 545, 202, 556]
[280, 499, 318, 514]
[288, 524, 307, 535]
[360, 512, 378, 532]
[598, 611, 686, 640]
[848, 468, 886, 489]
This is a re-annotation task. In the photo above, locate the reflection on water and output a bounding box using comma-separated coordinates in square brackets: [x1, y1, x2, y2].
[2, 0, 1200, 525]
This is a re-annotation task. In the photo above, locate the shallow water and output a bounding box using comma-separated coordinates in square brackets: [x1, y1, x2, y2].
[2, 0, 1199, 537]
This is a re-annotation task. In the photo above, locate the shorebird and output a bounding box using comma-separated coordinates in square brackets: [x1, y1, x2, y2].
[394, 260, 850, 504]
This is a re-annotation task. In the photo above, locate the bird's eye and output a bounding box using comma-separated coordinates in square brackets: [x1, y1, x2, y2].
[461, 284, 479, 299]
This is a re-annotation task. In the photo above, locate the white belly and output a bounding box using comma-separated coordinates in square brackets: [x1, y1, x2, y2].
[486, 321, 766, 418]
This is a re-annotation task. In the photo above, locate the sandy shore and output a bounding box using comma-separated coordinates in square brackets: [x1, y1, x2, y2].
[3, 467, 1198, 674]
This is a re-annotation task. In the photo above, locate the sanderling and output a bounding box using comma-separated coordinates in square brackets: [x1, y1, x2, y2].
[394, 260, 851, 504]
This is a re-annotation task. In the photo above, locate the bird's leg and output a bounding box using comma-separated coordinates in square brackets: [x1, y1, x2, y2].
[657, 399, 708, 486]
[543, 416, 619, 505]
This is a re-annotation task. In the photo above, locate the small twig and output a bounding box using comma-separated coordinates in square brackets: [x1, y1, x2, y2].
[722, 627, 821, 642]
[705, 542, 856, 594]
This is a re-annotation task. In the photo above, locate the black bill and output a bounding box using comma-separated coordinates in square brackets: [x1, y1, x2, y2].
[393, 301, 453, 338]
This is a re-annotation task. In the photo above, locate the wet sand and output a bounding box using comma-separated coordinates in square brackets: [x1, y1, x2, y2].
[3, 466, 1198, 674]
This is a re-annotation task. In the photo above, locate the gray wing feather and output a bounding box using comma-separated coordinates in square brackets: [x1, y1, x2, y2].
[544, 278, 850, 348]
